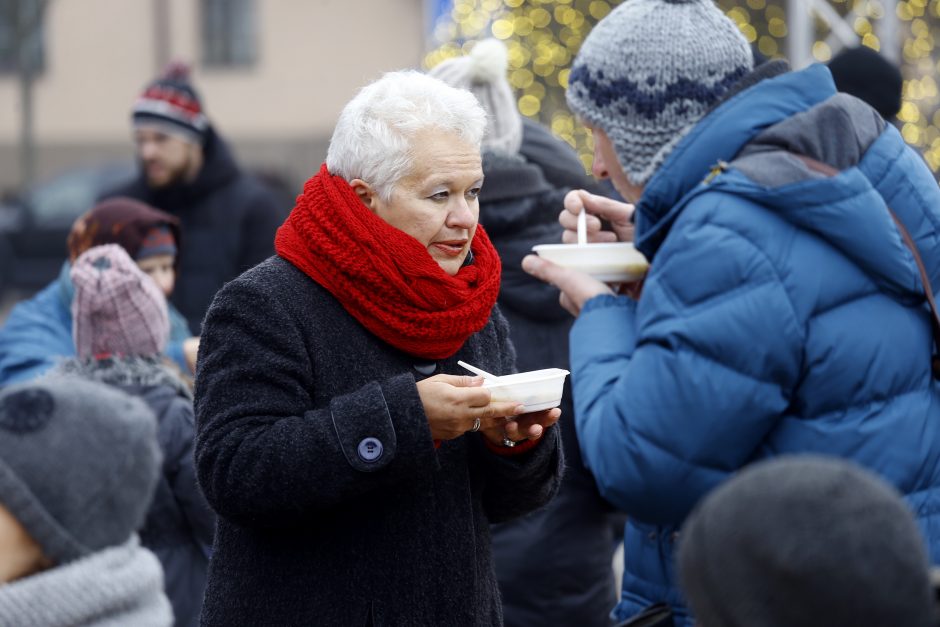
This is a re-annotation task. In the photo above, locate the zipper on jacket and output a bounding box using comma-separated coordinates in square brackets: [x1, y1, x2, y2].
[703, 160, 729, 184]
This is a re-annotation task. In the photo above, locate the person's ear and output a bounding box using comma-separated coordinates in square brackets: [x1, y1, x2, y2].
[349, 179, 377, 210]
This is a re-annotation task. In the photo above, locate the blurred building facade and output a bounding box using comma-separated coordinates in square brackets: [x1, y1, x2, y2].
[0, 0, 426, 194]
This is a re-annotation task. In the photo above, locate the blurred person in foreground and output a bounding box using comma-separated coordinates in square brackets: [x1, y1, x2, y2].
[0, 197, 198, 385]
[520, 0, 940, 624]
[193, 70, 563, 626]
[101, 62, 285, 332]
[430, 38, 619, 627]
[0, 377, 170, 626]
[828, 45, 903, 122]
[51, 244, 214, 627]
[679, 456, 939, 627]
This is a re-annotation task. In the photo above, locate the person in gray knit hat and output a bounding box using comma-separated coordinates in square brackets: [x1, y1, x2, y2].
[565, 0, 753, 187]
[522, 0, 940, 624]
[678, 456, 938, 627]
[0, 376, 172, 626]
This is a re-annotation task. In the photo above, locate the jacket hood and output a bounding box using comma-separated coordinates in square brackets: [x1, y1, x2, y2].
[479, 152, 572, 323]
[53, 355, 192, 400]
[713, 93, 937, 301]
[635, 62, 940, 301]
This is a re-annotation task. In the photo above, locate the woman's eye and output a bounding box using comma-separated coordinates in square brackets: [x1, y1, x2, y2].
[429, 191, 449, 201]
[466, 187, 481, 199]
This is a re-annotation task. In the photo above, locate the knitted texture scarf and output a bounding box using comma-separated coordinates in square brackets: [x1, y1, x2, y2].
[275, 164, 501, 359]
[0, 537, 172, 627]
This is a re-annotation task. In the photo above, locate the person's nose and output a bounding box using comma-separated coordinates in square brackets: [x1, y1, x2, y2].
[592, 143, 609, 180]
[447, 197, 477, 229]
[138, 141, 158, 161]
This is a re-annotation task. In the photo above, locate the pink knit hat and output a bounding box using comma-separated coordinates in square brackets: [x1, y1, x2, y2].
[71, 244, 170, 359]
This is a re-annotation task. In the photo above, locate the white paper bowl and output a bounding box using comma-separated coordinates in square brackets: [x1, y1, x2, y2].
[484, 368, 570, 412]
[532, 242, 649, 283]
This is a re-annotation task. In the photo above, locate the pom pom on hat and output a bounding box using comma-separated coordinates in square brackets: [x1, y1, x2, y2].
[132, 61, 208, 144]
[429, 39, 523, 155]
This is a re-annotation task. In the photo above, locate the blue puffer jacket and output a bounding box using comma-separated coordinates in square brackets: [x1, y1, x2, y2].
[0, 263, 193, 384]
[572, 64, 940, 626]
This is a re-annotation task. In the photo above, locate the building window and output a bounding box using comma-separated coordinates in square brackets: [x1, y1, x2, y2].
[0, 0, 46, 74]
[201, 0, 257, 67]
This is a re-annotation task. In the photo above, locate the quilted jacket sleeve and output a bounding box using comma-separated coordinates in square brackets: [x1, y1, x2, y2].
[571, 216, 803, 525]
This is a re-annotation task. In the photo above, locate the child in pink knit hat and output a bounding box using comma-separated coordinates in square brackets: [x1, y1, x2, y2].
[54, 243, 215, 627]
[69, 244, 171, 360]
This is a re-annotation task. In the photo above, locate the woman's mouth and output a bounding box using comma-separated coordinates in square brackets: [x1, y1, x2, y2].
[431, 240, 468, 257]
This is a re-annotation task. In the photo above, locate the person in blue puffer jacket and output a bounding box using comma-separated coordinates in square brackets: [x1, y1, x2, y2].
[522, 0, 940, 625]
[0, 197, 197, 385]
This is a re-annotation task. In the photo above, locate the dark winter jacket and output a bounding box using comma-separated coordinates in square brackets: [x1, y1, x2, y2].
[193, 255, 564, 627]
[54, 356, 215, 627]
[480, 150, 618, 627]
[573, 63, 940, 625]
[520, 118, 619, 199]
[102, 127, 286, 332]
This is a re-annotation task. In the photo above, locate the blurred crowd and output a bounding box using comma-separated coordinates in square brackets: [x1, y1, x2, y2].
[1, 1, 939, 626]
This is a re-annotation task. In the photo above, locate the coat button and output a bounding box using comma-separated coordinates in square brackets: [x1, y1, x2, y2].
[357, 437, 383, 462]
[413, 362, 437, 376]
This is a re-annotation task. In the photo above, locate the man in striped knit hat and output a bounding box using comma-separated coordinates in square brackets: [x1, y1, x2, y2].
[102, 63, 286, 333]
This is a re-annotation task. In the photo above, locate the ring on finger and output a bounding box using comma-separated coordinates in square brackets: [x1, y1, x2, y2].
[470, 417, 481, 432]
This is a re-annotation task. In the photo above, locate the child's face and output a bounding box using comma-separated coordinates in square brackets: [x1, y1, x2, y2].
[137, 254, 176, 296]
[0, 504, 50, 583]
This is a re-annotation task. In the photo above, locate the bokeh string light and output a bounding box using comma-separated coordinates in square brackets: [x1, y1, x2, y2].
[425, 0, 940, 177]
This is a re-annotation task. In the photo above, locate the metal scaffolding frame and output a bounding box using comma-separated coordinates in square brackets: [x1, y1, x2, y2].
[786, 0, 900, 68]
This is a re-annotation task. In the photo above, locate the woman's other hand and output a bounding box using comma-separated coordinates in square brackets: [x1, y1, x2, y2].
[559, 189, 635, 243]
[521, 255, 615, 316]
[183, 336, 201, 373]
[488, 408, 562, 445]
[417, 374, 525, 441]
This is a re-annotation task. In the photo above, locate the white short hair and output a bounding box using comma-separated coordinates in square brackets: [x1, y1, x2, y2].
[326, 70, 487, 201]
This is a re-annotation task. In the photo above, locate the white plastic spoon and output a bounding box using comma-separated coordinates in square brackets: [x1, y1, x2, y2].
[577, 206, 587, 245]
[457, 360, 500, 382]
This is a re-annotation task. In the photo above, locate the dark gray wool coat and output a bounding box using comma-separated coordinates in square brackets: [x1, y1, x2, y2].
[193, 255, 564, 627]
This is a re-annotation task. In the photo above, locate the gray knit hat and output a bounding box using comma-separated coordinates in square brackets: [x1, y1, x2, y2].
[0, 377, 161, 565]
[429, 39, 523, 155]
[678, 456, 937, 627]
[567, 0, 753, 185]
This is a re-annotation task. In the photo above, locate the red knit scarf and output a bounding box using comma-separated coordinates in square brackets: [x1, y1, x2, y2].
[275, 164, 501, 360]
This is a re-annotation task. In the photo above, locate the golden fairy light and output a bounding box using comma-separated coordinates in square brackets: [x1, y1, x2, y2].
[427, 0, 940, 177]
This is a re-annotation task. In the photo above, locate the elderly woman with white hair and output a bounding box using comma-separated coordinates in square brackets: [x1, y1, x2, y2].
[193, 71, 564, 626]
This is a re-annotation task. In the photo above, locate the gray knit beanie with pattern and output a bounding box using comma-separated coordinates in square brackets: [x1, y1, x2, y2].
[0, 377, 161, 565]
[567, 0, 753, 185]
[678, 456, 937, 627]
[429, 39, 523, 155]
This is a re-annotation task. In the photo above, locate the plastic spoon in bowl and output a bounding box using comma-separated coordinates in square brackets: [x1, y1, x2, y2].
[458, 360, 500, 382]
[577, 207, 587, 245]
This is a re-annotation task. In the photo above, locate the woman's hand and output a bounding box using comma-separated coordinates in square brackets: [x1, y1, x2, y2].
[183, 336, 201, 373]
[521, 255, 615, 316]
[479, 408, 562, 446]
[416, 374, 525, 441]
[560, 189, 635, 244]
